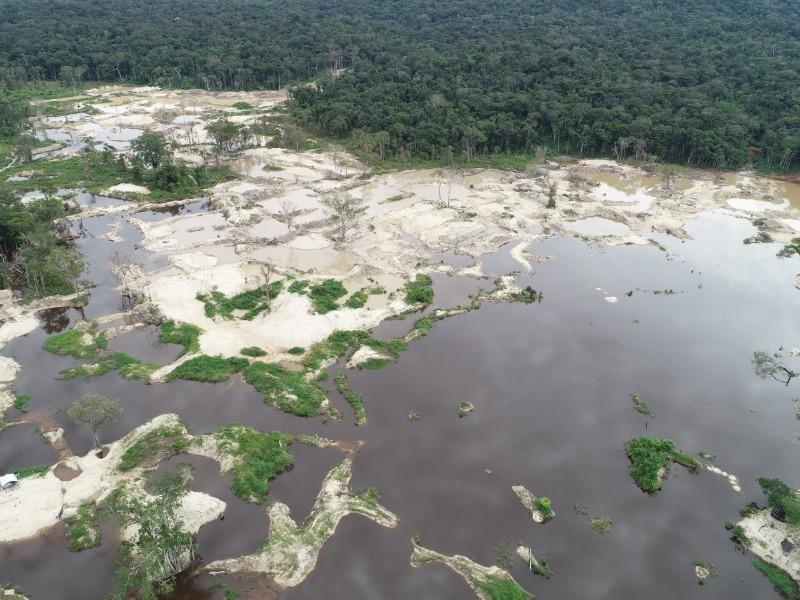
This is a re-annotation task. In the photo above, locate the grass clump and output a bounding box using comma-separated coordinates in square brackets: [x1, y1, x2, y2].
[303, 329, 372, 371]
[14, 465, 48, 478]
[167, 355, 248, 383]
[625, 436, 701, 493]
[590, 515, 613, 534]
[287, 346, 305, 355]
[118, 424, 190, 472]
[534, 496, 555, 519]
[334, 372, 366, 425]
[159, 320, 201, 357]
[475, 576, 531, 600]
[361, 357, 391, 370]
[64, 501, 101, 552]
[757, 477, 800, 526]
[43, 321, 107, 359]
[631, 393, 652, 415]
[404, 273, 434, 306]
[344, 289, 368, 309]
[242, 361, 325, 417]
[414, 317, 433, 331]
[308, 279, 348, 313]
[752, 558, 799, 599]
[12, 393, 30, 413]
[240, 346, 267, 357]
[196, 280, 283, 321]
[287, 279, 309, 294]
[213, 425, 294, 503]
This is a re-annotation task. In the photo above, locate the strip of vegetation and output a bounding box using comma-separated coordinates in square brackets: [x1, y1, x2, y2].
[43, 321, 107, 358]
[242, 361, 326, 417]
[166, 355, 248, 383]
[752, 558, 800, 599]
[757, 477, 800, 526]
[196, 280, 283, 320]
[303, 329, 373, 372]
[118, 424, 190, 471]
[59, 351, 158, 380]
[213, 425, 294, 503]
[476, 576, 531, 600]
[625, 436, 700, 493]
[159, 320, 201, 357]
[14, 465, 48, 478]
[404, 273, 433, 306]
[334, 372, 366, 425]
[64, 501, 101, 552]
[240, 346, 267, 357]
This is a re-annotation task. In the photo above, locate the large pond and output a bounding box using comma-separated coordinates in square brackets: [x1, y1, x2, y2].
[0, 198, 797, 599]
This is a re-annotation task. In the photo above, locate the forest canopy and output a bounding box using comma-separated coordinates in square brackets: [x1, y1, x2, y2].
[0, 0, 799, 169]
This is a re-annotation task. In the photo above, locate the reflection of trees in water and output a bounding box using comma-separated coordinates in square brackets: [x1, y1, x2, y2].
[38, 307, 72, 333]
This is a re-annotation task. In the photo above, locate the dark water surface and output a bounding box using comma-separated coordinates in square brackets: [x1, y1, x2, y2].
[1, 209, 798, 599]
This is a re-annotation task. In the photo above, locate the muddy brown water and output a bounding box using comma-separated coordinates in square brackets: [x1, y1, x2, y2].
[1, 205, 799, 599]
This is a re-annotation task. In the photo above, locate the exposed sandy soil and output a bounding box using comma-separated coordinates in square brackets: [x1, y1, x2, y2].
[738, 509, 800, 583]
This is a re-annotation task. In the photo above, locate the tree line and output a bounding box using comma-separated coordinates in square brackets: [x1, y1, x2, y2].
[0, 0, 798, 169]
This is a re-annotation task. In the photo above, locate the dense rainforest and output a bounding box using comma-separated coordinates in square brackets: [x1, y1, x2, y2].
[0, 0, 799, 169]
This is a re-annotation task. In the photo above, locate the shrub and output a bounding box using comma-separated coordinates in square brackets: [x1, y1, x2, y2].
[404, 274, 433, 306]
[752, 558, 799, 599]
[308, 279, 348, 313]
[159, 320, 201, 357]
[625, 436, 700, 493]
[345, 289, 368, 309]
[240, 346, 267, 357]
[476, 577, 530, 600]
[119, 424, 190, 471]
[758, 477, 800, 526]
[334, 372, 366, 425]
[64, 501, 101, 552]
[287, 346, 305, 355]
[13, 393, 30, 412]
[242, 361, 325, 416]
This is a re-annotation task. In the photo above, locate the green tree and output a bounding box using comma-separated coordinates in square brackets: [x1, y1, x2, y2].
[65, 394, 121, 449]
[130, 132, 170, 169]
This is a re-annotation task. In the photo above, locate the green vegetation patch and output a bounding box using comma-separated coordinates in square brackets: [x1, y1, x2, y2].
[631, 393, 652, 415]
[624, 436, 700, 493]
[64, 501, 101, 552]
[344, 289, 368, 309]
[758, 477, 800, 526]
[58, 351, 158, 381]
[43, 321, 107, 359]
[118, 424, 190, 471]
[303, 329, 372, 371]
[159, 320, 201, 357]
[167, 355, 248, 383]
[196, 280, 283, 320]
[287, 346, 305, 355]
[724, 520, 751, 548]
[15, 465, 48, 478]
[287, 279, 309, 294]
[12, 393, 30, 413]
[240, 346, 267, 357]
[404, 274, 434, 306]
[242, 361, 325, 417]
[361, 357, 391, 370]
[475, 576, 531, 600]
[308, 279, 348, 314]
[334, 372, 366, 425]
[213, 425, 294, 503]
[752, 558, 799, 599]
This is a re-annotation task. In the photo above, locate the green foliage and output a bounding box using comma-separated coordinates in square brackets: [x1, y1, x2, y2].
[43, 322, 106, 358]
[758, 477, 800, 526]
[361, 357, 391, 370]
[334, 371, 366, 425]
[631, 393, 652, 415]
[476, 576, 531, 600]
[345, 289, 368, 309]
[724, 521, 751, 547]
[159, 320, 201, 357]
[590, 515, 613, 534]
[130, 132, 169, 168]
[287, 279, 309, 294]
[64, 501, 101, 552]
[240, 346, 267, 357]
[167, 355, 248, 383]
[752, 558, 800, 599]
[625, 436, 700, 493]
[534, 496, 554, 518]
[511, 286, 543, 304]
[58, 352, 158, 381]
[414, 317, 433, 331]
[12, 393, 30, 413]
[404, 274, 433, 306]
[287, 346, 305, 355]
[232, 101, 254, 110]
[242, 361, 325, 416]
[66, 393, 121, 449]
[196, 280, 283, 321]
[213, 425, 294, 503]
[302, 329, 371, 371]
[14, 465, 48, 478]
[308, 279, 348, 314]
[118, 424, 190, 471]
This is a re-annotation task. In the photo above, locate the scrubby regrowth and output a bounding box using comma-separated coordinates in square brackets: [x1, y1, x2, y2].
[196, 280, 283, 320]
[411, 538, 531, 600]
[624, 436, 700, 493]
[64, 501, 101, 552]
[43, 320, 107, 358]
[205, 459, 399, 587]
[334, 372, 366, 425]
[631, 393, 652, 415]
